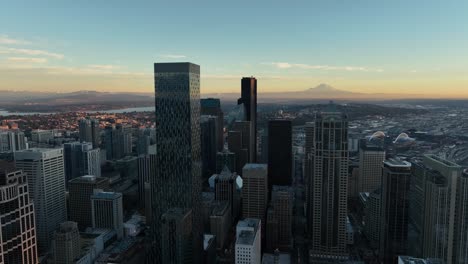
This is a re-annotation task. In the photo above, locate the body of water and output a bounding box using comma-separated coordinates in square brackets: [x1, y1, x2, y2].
[0, 106, 154, 116]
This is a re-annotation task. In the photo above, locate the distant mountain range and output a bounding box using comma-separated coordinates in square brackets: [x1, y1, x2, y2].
[0, 84, 434, 105]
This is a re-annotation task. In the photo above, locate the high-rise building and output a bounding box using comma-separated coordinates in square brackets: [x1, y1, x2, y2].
[151, 62, 202, 262]
[215, 149, 236, 174]
[209, 200, 231, 250]
[0, 163, 38, 264]
[379, 158, 412, 263]
[15, 148, 67, 253]
[51, 221, 81, 264]
[214, 166, 241, 222]
[242, 164, 268, 226]
[267, 120, 292, 189]
[161, 208, 193, 264]
[201, 98, 224, 151]
[364, 188, 382, 248]
[409, 155, 467, 264]
[0, 130, 27, 152]
[136, 128, 155, 155]
[266, 185, 293, 252]
[201, 115, 218, 179]
[68, 175, 110, 230]
[91, 190, 124, 238]
[357, 140, 385, 193]
[63, 142, 101, 185]
[228, 121, 252, 175]
[306, 105, 349, 260]
[137, 145, 156, 209]
[79, 118, 100, 148]
[235, 218, 261, 264]
[238, 77, 257, 162]
[104, 124, 132, 160]
[30, 129, 54, 144]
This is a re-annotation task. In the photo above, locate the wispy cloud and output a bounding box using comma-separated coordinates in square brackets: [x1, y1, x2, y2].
[7, 57, 47, 63]
[0, 35, 31, 45]
[87, 64, 121, 70]
[0, 46, 64, 59]
[159, 54, 187, 59]
[268, 62, 383, 72]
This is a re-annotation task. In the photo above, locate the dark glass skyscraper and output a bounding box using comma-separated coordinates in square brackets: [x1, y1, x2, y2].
[268, 119, 292, 189]
[238, 77, 257, 162]
[151, 62, 202, 262]
[201, 98, 224, 151]
[307, 106, 349, 261]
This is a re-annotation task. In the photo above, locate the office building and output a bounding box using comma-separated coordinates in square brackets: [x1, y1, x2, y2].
[137, 145, 156, 209]
[409, 155, 468, 264]
[235, 218, 261, 264]
[79, 118, 100, 148]
[63, 142, 101, 185]
[267, 120, 292, 188]
[214, 166, 241, 221]
[201, 115, 218, 179]
[262, 251, 291, 264]
[31, 129, 54, 144]
[15, 148, 67, 253]
[228, 121, 252, 175]
[306, 105, 349, 260]
[238, 77, 257, 162]
[364, 189, 382, 248]
[209, 200, 231, 250]
[216, 149, 236, 174]
[151, 62, 202, 262]
[0, 163, 38, 264]
[104, 124, 132, 160]
[242, 164, 268, 226]
[266, 186, 293, 251]
[0, 130, 27, 152]
[357, 140, 385, 193]
[379, 158, 412, 263]
[136, 128, 155, 155]
[91, 190, 124, 238]
[203, 234, 217, 264]
[161, 208, 193, 264]
[201, 98, 224, 151]
[68, 175, 110, 230]
[51, 221, 81, 264]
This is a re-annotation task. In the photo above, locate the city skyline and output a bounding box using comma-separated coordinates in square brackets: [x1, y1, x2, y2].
[1, 1, 468, 97]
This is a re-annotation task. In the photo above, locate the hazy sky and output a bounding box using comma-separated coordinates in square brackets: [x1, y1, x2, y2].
[1, 0, 468, 97]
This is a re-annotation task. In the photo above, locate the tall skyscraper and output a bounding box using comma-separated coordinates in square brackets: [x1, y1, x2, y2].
[79, 118, 100, 148]
[15, 148, 67, 254]
[161, 208, 193, 264]
[235, 218, 261, 264]
[68, 175, 110, 230]
[306, 106, 349, 260]
[201, 98, 224, 151]
[152, 62, 202, 262]
[0, 163, 38, 264]
[409, 155, 467, 264]
[267, 119, 292, 189]
[364, 188, 382, 249]
[201, 115, 218, 179]
[0, 130, 27, 152]
[91, 190, 124, 238]
[228, 121, 252, 175]
[51, 221, 81, 264]
[266, 185, 293, 252]
[63, 142, 101, 185]
[357, 140, 385, 193]
[379, 158, 411, 263]
[137, 144, 156, 209]
[238, 77, 257, 162]
[104, 124, 132, 160]
[214, 166, 241, 222]
[242, 164, 268, 227]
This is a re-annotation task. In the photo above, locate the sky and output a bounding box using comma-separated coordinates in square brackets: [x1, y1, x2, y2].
[1, 0, 468, 97]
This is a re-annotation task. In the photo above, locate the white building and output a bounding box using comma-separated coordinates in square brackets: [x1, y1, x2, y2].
[235, 218, 261, 264]
[15, 148, 67, 253]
